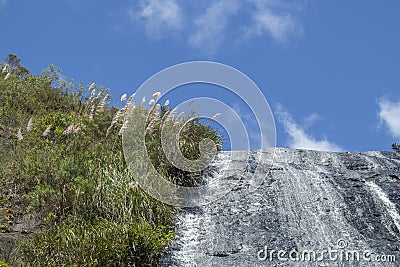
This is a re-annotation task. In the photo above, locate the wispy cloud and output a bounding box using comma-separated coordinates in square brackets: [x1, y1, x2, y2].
[244, 0, 302, 42]
[128, 0, 183, 38]
[126, 0, 304, 54]
[302, 113, 322, 128]
[377, 98, 400, 138]
[275, 105, 343, 152]
[188, 0, 240, 55]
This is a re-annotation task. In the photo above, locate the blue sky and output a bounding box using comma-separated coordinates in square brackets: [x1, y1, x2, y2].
[1, 0, 400, 152]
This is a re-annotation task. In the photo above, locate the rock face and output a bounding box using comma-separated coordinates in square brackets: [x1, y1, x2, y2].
[161, 148, 400, 267]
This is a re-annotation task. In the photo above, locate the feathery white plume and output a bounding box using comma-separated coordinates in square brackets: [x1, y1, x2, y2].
[88, 105, 95, 119]
[127, 93, 136, 103]
[17, 128, 23, 141]
[88, 83, 96, 91]
[141, 96, 146, 105]
[96, 94, 109, 115]
[42, 125, 52, 137]
[170, 107, 178, 116]
[148, 99, 155, 106]
[118, 120, 129, 136]
[107, 108, 126, 136]
[27, 117, 33, 132]
[211, 113, 221, 120]
[162, 110, 173, 123]
[164, 99, 170, 107]
[2, 64, 9, 74]
[120, 94, 127, 102]
[64, 123, 84, 135]
[4, 73, 11, 80]
[152, 92, 161, 100]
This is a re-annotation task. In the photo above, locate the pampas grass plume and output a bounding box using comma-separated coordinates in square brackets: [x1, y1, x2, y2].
[2, 64, 9, 74]
[127, 93, 136, 103]
[88, 83, 96, 91]
[17, 128, 23, 141]
[42, 125, 52, 137]
[211, 113, 221, 120]
[27, 117, 33, 132]
[152, 92, 161, 100]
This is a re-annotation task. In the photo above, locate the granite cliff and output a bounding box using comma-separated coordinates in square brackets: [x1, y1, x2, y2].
[162, 148, 400, 266]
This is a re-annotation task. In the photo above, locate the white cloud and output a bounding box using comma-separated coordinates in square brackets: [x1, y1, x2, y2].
[128, 0, 183, 38]
[188, 0, 239, 54]
[377, 99, 400, 137]
[126, 0, 304, 53]
[245, 0, 301, 42]
[275, 105, 343, 152]
[302, 113, 321, 128]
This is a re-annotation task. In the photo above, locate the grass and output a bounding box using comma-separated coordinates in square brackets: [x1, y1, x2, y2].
[0, 54, 222, 266]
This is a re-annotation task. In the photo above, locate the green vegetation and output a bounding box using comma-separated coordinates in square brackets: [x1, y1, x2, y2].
[0, 54, 221, 266]
[392, 143, 400, 153]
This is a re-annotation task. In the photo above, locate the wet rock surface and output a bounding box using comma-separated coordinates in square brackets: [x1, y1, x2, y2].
[161, 149, 400, 266]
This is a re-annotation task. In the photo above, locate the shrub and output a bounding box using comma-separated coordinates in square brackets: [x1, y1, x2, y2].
[392, 143, 400, 153]
[18, 220, 174, 266]
[0, 54, 222, 266]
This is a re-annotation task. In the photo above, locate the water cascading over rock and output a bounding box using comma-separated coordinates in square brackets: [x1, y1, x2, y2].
[162, 148, 400, 267]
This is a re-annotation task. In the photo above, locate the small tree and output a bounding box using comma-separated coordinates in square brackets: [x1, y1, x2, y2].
[392, 143, 400, 153]
[4, 53, 29, 78]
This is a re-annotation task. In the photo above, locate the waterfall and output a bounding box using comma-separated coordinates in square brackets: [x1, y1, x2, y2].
[162, 149, 400, 266]
[366, 181, 400, 233]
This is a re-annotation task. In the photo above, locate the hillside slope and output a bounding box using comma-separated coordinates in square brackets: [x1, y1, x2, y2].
[0, 56, 221, 266]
